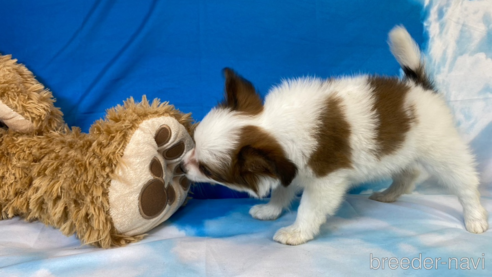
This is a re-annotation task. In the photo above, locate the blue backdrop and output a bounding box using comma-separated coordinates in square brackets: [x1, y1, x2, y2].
[0, 0, 425, 198]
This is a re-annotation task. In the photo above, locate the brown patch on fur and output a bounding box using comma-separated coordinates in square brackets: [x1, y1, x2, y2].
[219, 68, 263, 116]
[369, 76, 413, 157]
[308, 95, 352, 177]
[203, 126, 297, 194]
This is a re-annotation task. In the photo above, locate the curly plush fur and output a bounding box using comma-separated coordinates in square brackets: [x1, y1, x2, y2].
[0, 55, 65, 134]
[0, 54, 194, 248]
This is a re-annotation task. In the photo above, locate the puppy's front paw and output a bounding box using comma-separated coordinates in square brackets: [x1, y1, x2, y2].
[273, 225, 314, 245]
[465, 218, 489, 234]
[249, 204, 282, 221]
[464, 208, 488, 234]
[369, 191, 398, 203]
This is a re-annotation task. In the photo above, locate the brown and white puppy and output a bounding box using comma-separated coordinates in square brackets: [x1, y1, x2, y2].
[181, 26, 489, 245]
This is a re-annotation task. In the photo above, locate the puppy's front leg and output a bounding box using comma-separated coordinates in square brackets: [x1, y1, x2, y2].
[273, 176, 349, 245]
[250, 184, 298, 220]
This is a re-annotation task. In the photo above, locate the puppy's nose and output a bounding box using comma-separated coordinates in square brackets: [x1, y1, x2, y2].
[179, 161, 187, 174]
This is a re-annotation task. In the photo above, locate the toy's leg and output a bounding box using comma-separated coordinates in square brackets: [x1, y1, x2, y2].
[0, 99, 34, 133]
[273, 175, 349, 245]
[0, 54, 65, 134]
[249, 184, 299, 220]
[369, 165, 419, 203]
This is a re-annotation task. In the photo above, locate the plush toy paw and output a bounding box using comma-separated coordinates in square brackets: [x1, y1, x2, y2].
[109, 116, 193, 236]
[0, 52, 196, 248]
[0, 54, 65, 134]
[0, 98, 34, 133]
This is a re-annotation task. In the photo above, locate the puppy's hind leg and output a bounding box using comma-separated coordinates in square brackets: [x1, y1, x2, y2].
[420, 138, 488, 234]
[273, 175, 349, 245]
[250, 184, 298, 221]
[370, 165, 419, 203]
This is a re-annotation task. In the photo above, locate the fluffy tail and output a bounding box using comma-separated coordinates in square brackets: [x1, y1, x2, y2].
[388, 26, 434, 91]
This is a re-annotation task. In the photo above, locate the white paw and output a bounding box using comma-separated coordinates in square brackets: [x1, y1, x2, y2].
[273, 225, 314, 245]
[369, 191, 397, 203]
[249, 204, 282, 221]
[465, 218, 489, 234]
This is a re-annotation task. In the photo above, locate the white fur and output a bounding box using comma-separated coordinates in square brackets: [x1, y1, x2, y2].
[183, 26, 489, 245]
[194, 108, 250, 167]
[388, 25, 421, 71]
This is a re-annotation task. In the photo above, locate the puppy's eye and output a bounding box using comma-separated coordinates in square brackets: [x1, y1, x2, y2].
[199, 164, 212, 177]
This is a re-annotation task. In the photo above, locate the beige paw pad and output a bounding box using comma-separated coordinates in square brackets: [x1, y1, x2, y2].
[162, 141, 185, 160]
[149, 157, 164, 178]
[155, 125, 172, 147]
[109, 116, 194, 236]
[139, 179, 167, 219]
[166, 184, 176, 205]
[173, 164, 185, 175]
[179, 176, 191, 191]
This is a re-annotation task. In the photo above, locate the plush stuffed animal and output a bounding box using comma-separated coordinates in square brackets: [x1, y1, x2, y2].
[0, 54, 194, 248]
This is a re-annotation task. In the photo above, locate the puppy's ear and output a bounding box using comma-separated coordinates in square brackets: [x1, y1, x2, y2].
[238, 146, 297, 187]
[222, 68, 263, 115]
